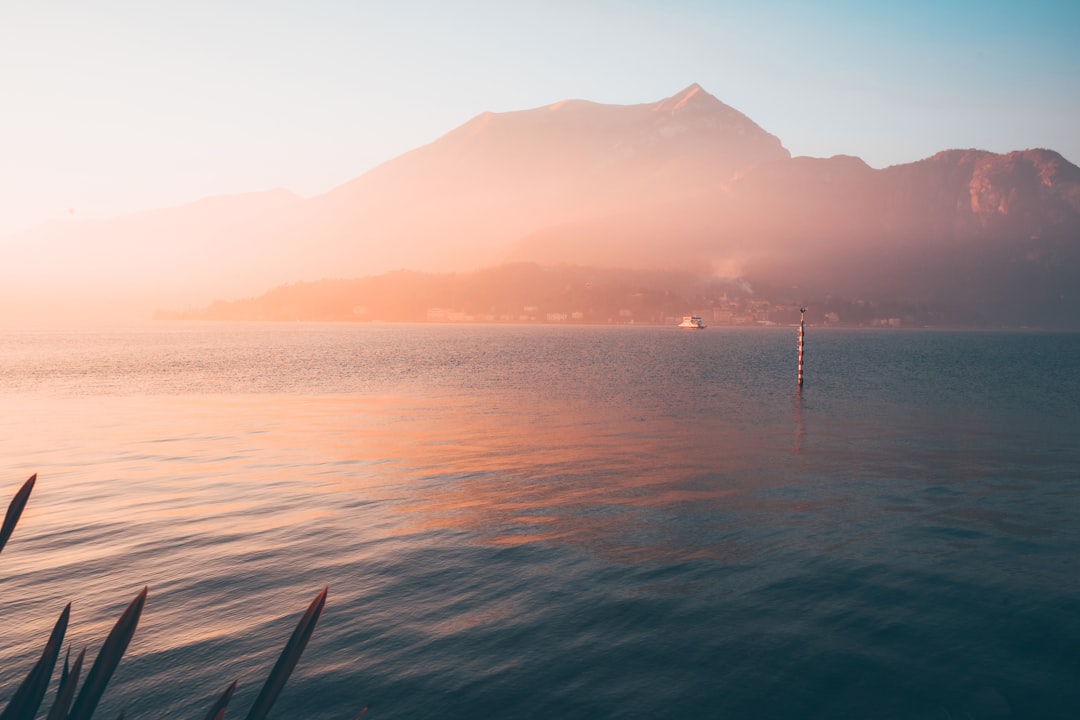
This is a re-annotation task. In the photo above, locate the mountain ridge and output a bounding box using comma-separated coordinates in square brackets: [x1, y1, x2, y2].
[1, 85, 1078, 326]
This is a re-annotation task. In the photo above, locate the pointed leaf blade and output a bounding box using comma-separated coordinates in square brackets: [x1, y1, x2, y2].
[243, 587, 327, 720]
[0, 474, 36, 556]
[0, 602, 70, 720]
[46, 647, 85, 720]
[202, 680, 237, 720]
[67, 587, 148, 720]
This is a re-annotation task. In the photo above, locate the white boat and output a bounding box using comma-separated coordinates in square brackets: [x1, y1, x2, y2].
[678, 315, 706, 329]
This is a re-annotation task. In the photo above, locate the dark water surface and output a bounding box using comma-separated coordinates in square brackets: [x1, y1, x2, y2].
[1, 323, 1078, 718]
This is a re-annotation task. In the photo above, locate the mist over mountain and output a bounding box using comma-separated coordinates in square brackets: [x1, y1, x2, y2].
[297, 83, 789, 275]
[3, 84, 1078, 327]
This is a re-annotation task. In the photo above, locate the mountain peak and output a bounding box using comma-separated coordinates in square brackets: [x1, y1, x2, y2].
[654, 83, 718, 114]
[678, 82, 705, 96]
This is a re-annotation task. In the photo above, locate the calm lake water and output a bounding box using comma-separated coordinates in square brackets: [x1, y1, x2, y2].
[1, 323, 1078, 718]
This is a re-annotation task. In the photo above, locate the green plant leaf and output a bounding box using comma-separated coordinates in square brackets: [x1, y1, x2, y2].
[67, 587, 148, 720]
[0, 602, 69, 720]
[0, 474, 36, 557]
[243, 587, 327, 720]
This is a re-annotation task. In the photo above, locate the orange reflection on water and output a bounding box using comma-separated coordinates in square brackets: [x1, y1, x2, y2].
[318, 392, 786, 562]
[1, 381, 809, 675]
[1, 387, 798, 578]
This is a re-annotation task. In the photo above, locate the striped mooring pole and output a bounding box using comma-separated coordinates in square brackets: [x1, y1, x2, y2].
[797, 307, 806, 388]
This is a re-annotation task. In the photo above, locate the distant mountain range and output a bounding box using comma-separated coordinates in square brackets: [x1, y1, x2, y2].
[4, 84, 1079, 327]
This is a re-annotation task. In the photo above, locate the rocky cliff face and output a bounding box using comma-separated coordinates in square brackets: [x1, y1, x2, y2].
[509, 148, 1080, 254]
[875, 149, 1080, 238]
[502, 143, 1080, 326]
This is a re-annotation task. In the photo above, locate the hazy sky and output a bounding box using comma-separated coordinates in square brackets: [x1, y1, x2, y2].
[2, 0, 1077, 236]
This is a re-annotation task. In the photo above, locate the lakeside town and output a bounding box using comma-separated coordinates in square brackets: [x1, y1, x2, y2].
[423, 297, 903, 328]
[162, 264, 916, 327]
[423, 296, 876, 327]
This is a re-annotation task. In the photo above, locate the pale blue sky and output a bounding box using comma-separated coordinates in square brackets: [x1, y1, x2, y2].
[2, 0, 1077, 236]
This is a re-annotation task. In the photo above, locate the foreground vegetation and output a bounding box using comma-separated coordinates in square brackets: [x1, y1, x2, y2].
[2, 475, 358, 719]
